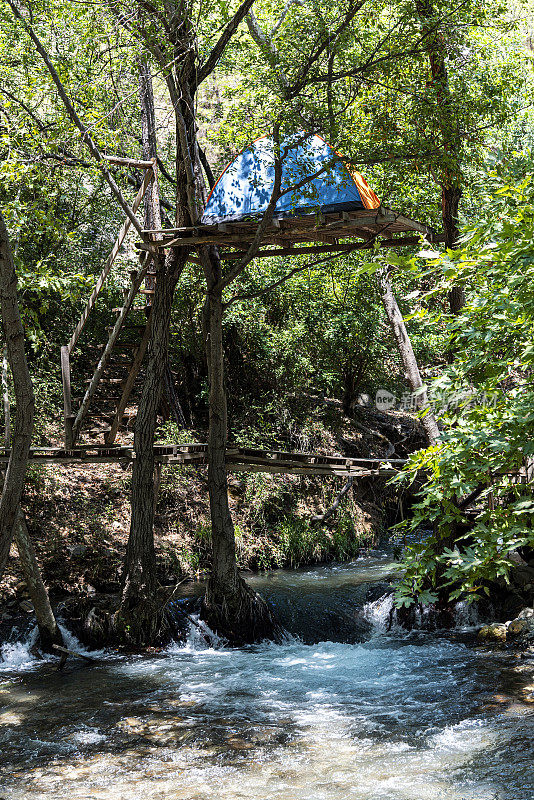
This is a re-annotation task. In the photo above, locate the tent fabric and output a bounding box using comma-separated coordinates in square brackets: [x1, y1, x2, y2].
[201, 134, 380, 224]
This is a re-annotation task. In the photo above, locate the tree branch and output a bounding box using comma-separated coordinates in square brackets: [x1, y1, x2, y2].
[198, 145, 215, 189]
[225, 224, 394, 306]
[246, 9, 289, 92]
[196, 0, 257, 86]
[288, 0, 366, 97]
[311, 477, 354, 525]
[270, 0, 303, 36]
[6, 0, 144, 235]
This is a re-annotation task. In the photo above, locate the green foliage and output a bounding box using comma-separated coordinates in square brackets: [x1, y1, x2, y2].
[2, 0, 533, 589]
[394, 169, 534, 606]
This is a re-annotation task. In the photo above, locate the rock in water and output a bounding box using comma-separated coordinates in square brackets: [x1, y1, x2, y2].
[507, 618, 530, 637]
[477, 623, 507, 642]
[507, 609, 534, 640]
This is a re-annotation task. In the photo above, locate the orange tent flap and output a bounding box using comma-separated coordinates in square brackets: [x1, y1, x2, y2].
[349, 170, 381, 210]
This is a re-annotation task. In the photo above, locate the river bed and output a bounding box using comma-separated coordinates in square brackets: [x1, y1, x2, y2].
[0, 553, 533, 799]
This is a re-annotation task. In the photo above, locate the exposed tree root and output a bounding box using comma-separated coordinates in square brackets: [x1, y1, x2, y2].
[60, 590, 187, 650]
[202, 574, 284, 645]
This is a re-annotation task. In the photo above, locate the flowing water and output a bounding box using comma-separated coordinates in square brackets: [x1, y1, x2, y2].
[1, 553, 533, 800]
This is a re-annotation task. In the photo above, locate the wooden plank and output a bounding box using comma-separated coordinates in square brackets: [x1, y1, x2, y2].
[0, 441, 407, 477]
[105, 313, 152, 445]
[154, 223, 428, 249]
[144, 208, 386, 234]
[389, 212, 430, 235]
[219, 238, 424, 260]
[144, 209, 400, 240]
[67, 167, 154, 353]
[154, 221, 381, 248]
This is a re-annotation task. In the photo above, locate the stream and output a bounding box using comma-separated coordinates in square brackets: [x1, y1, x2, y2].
[1, 552, 533, 799]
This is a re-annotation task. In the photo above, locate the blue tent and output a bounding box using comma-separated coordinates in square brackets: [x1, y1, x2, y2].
[201, 134, 380, 224]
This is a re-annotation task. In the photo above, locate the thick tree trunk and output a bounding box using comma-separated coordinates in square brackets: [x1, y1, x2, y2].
[118, 250, 185, 645]
[2, 346, 10, 446]
[128, 15, 279, 645]
[116, 58, 188, 646]
[14, 510, 63, 652]
[200, 249, 281, 643]
[138, 53, 161, 303]
[0, 210, 35, 580]
[379, 268, 439, 446]
[138, 54, 160, 228]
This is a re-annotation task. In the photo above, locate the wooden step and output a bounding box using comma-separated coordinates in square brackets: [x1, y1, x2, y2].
[106, 325, 147, 337]
[112, 306, 149, 314]
[98, 343, 139, 353]
[92, 358, 137, 368]
[84, 377, 125, 385]
[92, 411, 137, 422]
[97, 424, 136, 435]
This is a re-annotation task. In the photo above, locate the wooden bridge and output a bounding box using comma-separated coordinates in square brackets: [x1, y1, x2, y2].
[1, 443, 405, 477]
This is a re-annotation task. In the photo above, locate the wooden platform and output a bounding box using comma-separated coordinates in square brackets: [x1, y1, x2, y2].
[0, 444, 405, 477]
[59, 160, 443, 452]
[140, 206, 442, 259]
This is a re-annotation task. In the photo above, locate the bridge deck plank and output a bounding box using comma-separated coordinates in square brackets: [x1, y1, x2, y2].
[0, 444, 405, 476]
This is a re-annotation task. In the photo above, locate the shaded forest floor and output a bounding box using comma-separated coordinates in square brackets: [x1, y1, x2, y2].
[0, 402, 425, 620]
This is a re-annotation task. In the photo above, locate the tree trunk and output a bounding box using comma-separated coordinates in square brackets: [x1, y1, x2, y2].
[200, 248, 281, 643]
[117, 250, 186, 645]
[416, 0, 465, 313]
[138, 52, 161, 306]
[14, 510, 63, 652]
[0, 210, 35, 580]
[379, 268, 439, 446]
[139, 51, 186, 426]
[115, 57, 188, 646]
[127, 14, 280, 645]
[2, 346, 10, 446]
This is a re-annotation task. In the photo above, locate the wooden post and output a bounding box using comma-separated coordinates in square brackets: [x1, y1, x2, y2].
[2, 346, 10, 447]
[101, 154, 155, 168]
[60, 346, 73, 449]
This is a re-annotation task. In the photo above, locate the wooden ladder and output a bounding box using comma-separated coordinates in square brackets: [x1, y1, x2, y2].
[61, 157, 159, 448]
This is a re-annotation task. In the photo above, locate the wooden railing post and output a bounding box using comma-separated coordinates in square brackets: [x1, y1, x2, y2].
[60, 345, 73, 449]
